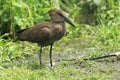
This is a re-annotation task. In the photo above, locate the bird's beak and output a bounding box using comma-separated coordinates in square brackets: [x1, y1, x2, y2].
[57, 13, 76, 28]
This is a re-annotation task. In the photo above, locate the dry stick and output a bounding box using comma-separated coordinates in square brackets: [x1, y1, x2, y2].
[84, 52, 120, 60]
[56, 54, 115, 62]
[56, 54, 115, 61]
[55, 52, 120, 62]
[84, 54, 116, 60]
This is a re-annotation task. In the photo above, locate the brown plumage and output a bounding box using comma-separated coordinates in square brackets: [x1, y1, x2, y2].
[16, 9, 76, 67]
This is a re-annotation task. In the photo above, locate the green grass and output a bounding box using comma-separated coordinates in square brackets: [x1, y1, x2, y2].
[0, 25, 120, 80]
[0, 61, 115, 80]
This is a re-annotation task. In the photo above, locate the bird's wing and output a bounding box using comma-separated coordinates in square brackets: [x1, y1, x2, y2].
[17, 22, 53, 43]
[16, 28, 29, 36]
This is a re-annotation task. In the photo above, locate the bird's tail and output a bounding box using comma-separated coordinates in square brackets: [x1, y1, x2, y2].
[13, 28, 28, 42]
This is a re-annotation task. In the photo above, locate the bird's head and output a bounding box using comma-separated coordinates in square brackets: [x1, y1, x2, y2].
[49, 9, 76, 28]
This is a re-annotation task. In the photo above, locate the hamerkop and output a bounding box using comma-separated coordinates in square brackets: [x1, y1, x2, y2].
[16, 9, 76, 67]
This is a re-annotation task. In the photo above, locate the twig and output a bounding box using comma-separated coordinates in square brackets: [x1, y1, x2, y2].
[84, 52, 120, 60]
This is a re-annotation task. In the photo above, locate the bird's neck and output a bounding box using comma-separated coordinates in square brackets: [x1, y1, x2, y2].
[51, 20, 65, 27]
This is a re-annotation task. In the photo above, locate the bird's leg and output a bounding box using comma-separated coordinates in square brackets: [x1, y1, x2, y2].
[49, 44, 53, 67]
[39, 46, 42, 65]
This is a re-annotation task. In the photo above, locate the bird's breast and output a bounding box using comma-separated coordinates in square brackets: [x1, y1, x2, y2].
[52, 25, 66, 40]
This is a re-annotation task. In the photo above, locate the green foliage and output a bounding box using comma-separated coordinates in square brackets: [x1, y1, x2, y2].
[95, 26, 119, 45]
[94, 0, 120, 26]
[0, 0, 55, 36]
[0, 35, 38, 61]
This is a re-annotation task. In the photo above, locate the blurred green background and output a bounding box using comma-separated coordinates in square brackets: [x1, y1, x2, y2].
[1, 0, 120, 37]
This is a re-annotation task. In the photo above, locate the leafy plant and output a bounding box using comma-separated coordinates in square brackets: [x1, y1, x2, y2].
[0, 0, 55, 37]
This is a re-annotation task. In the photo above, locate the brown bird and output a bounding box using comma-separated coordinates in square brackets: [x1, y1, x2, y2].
[16, 9, 76, 67]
